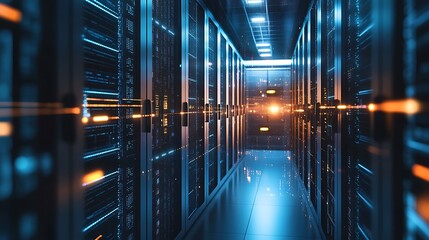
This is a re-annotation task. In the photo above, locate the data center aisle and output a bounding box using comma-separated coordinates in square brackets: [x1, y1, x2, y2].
[184, 150, 321, 240]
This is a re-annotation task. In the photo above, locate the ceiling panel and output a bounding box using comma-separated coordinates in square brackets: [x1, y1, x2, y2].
[202, 0, 311, 60]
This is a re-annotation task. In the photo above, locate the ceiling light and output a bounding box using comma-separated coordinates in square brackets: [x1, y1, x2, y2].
[260, 53, 272, 57]
[246, 0, 263, 4]
[251, 17, 265, 23]
[256, 43, 271, 47]
[258, 48, 271, 53]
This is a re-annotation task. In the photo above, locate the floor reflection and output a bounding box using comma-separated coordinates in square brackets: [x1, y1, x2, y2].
[185, 150, 322, 240]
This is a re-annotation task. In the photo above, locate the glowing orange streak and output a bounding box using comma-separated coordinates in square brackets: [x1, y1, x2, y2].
[0, 4, 22, 23]
[368, 99, 421, 115]
[83, 104, 142, 108]
[0, 102, 62, 108]
[412, 164, 429, 182]
[95, 235, 103, 240]
[0, 108, 80, 117]
[0, 122, 12, 137]
[82, 170, 104, 186]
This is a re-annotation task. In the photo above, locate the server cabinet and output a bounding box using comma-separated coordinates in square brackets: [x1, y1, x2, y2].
[341, 0, 376, 238]
[207, 18, 219, 195]
[186, 0, 205, 220]
[0, 1, 82, 239]
[404, 0, 429, 238]
[149, 0, 183, 239]
[219, 35, 227, 180]
[227, 45, 233, 171]
[81, 0, 141, 238]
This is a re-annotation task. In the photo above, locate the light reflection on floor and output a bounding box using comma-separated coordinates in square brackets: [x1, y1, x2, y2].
[185, 150, 321, 240]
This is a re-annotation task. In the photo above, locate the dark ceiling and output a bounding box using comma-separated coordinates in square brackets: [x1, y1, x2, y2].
[202, 0, 311, 60]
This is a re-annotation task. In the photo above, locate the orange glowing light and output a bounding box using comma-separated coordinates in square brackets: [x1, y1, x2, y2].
[82, 170, 104, 186]
[259, 127, 269, 132]
[269, 105, 280, 114]
[319, 106, 327, 110]
[0, 122, 12, 137]
[71, 107, 81, 115]
[93, 116, 109, 122]
[368, 99, 421, 114]
[95, 235, 103, 240]
[0, 4, 22, 23]
[337, 105, 347, 110]
[295, 109, 305, 113]
[416, 193, 429, 223]
[266, 89, 276, 94]
[132, 114, 142, 119]
[82, 117, 89, 124]
[368, 103, 376, 112]
[412, 164, 429, 182]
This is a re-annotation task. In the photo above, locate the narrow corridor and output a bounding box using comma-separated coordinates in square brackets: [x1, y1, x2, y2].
[185, 150, 321, 239]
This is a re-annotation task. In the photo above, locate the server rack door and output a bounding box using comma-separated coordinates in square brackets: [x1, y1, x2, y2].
[340, 0, 375, 239]
[227, 45, 233, 171]
[0, 1, 83, 239]
[207, 18, 219, 195]
[150, 0, 183, 238]
[81, 0, 141, 238]
[219, 35, 227, 180]
[372, 0, 405, 238]
[404, 0, 429, 239]
[309, 4, 318, 212]
[187, 0, 205, 219]
[233, 53, 240, 164]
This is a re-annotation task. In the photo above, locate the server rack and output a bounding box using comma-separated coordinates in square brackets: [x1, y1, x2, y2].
[81, 0, 141, 238]
[0, 1, 83, 239]
[404, 0, 429, 238]
[182, 0, 245, 232]
[207, 17, 219, 195]
[292, 0, 412, 239]
[219, 34, 228, 180]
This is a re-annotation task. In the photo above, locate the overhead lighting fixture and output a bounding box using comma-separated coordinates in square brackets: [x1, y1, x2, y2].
[246, 0, 263, 4]
[256, 43, 271, 47]
[266, 89, 276, 94]
[251, 17, 265, 23]
[260, 53, 272, 57]
[258, 48, 271, 53]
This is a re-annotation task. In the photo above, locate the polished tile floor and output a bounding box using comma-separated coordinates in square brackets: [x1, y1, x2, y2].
[184, 150, 322, 240]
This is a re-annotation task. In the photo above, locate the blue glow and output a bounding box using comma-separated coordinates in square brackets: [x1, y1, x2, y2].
[83, 38, 119, 52]
[15, 156, 37, 175]
[359, 24, 374, 37]
[85, 0, 118, 18]
[20, 214, 37, 239]
[358, 192, 373, 209]
[83, 90, 119, 96]
[83, 148, 119, 160]
[82, 208, 118, 232]
[358, 164, 372, 175]
[358, 224, 370, 240]
[407, 140, 429, 154]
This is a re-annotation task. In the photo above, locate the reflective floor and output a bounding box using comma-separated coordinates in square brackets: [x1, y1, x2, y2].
[185, 150, 322, 240]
